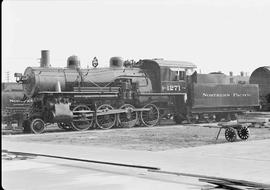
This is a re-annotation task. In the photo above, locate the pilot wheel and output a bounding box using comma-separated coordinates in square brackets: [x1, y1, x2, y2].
[30, 118, 45, 134]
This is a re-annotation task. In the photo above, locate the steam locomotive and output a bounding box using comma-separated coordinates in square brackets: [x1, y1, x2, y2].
[14, 50, 259, 133]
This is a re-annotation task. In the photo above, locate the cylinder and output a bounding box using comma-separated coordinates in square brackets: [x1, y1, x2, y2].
[41, 50, 50, 67]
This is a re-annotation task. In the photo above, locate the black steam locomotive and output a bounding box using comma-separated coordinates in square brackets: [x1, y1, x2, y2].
[14, 51, 259, 133]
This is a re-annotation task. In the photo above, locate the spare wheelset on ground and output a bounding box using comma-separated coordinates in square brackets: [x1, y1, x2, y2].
[216, 123, 250, 142]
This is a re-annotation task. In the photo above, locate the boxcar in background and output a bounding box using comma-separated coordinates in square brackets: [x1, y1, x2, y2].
[2, 82, 32, 129]
[249, 66, 270, 111]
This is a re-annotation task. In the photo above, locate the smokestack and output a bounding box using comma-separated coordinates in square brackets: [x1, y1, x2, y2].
[40, 50, 50, 67]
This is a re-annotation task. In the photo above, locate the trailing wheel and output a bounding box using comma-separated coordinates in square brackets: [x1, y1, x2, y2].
[237, 126, 250, 140]
[96, 104, 116, 129]
[71, 105, 94, 131]
[30, 118, 45, 134]
[57, 122, 73, 131]
[225, 127, 237, 142]
[118, 104, 138, 128]
[140, 104, 159, 127]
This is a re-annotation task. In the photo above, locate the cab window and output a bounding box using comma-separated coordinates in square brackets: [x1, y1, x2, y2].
[171, 69, 186, 81]
[179, 71, 186, 80]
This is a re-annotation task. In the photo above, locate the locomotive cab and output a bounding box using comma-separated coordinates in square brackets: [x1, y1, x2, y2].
[139, 59, 196, 93]
[138, 59, 197, 122]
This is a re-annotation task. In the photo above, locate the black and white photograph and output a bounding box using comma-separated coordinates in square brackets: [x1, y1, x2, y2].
[2, 0, 270, 189]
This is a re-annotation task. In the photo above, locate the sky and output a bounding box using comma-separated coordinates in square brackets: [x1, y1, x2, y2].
[2, 0, 270, 82]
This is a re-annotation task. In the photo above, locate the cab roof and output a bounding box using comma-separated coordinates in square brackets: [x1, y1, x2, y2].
[153, 59, 197, 69]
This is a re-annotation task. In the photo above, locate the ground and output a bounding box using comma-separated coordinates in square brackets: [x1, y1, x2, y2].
[3, 122, 270, 189]
[3, 122, 270, 151]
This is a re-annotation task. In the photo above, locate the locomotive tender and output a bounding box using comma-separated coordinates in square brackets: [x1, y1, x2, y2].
[14, 50, 259, 133]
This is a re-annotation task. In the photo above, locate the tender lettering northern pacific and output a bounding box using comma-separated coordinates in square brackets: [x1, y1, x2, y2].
[202, 93, 251, 97]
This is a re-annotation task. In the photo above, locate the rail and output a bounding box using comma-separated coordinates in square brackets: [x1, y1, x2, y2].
[3, 150, 270, 189]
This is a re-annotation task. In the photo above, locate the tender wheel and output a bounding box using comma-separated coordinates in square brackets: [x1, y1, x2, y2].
[230, 113, 238, 121]
[215, 114, 224, 122]
[225, 127, 237, 142]
[140, 104, 160, 127]
[237, 126, 250, 140]
[187, 115, 198, 124]
[118, 104, 138, 128]
[30, 118, 45, 134]
[174, 114, 184, 124]
[71, 105, 94, 131]
[206, 114, 216, 123]
[57, 123, 73, 131]
[96, 104, 116, 129]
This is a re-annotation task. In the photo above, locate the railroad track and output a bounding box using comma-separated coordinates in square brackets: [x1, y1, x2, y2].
[2, 111, 269, 136]
[1, 119, 181, 135]
[3, 149, 270, 190]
